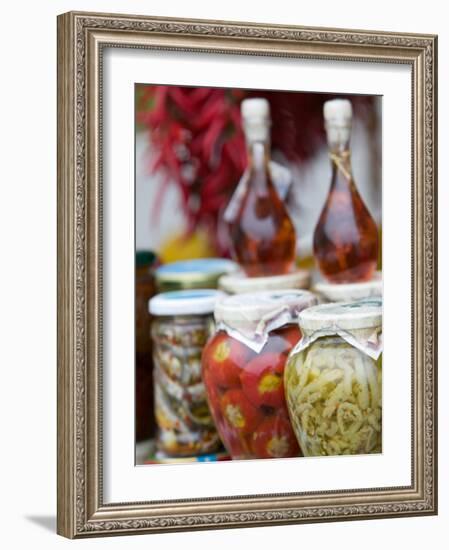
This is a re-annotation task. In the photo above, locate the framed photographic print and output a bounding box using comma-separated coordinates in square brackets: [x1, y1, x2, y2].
[57, 11, 438, 538]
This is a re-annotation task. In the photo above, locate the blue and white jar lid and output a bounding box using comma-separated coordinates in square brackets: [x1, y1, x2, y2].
[155, 258, 237, 283]
[149, 289, 225, 316]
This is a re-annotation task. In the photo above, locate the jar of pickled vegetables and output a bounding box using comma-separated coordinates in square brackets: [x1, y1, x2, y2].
[285, 298, 382, 457]
[202, 290, 317, 459]
[149, 289, 225, 457]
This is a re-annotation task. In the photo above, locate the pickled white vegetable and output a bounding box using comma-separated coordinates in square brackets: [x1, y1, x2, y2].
[285, 338, 382, 456]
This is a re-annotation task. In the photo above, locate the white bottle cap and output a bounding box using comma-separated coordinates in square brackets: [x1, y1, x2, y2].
[323, 98, 352, 125]
[241, 98, 271, 142]
[324, 99, 352, 147]
[241, 98, 270, 122]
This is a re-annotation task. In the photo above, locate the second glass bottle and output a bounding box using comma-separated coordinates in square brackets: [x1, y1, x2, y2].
[313, 98, 379, 283]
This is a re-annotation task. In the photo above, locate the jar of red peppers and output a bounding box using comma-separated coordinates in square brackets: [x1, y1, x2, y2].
[202, 290, 317, 460]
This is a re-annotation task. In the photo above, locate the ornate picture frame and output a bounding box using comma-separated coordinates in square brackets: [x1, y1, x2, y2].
[57, 11, 437, 538]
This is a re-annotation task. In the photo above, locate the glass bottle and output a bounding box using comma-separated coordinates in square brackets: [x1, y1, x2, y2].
[228, 98, 296, 277]
[135, 250, 158, 442]
[313, 99, 379, 283]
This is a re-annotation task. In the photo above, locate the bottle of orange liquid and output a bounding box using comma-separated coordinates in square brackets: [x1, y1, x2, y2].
[228, 98, 296, 277]
[313, 99, 379, 283]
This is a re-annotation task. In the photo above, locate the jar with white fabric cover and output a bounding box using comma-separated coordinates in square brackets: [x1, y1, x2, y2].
[202, 290, 317, 459]
[284, 298, 382, 456]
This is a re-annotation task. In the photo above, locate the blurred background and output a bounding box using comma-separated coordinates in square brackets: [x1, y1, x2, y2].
[135, 85, 381, 264]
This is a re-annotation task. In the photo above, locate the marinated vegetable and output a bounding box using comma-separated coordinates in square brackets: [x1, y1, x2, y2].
[221, 389, 262, 434]
[240, 352, 286, 408]
[251, 415, 299, 458]
[285, 299, 383, 457]
[285, 338, 382, 456]
[203, 333, 253, 389]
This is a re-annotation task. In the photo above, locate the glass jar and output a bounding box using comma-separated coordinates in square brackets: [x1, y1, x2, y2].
[135, 250, 158, 441]
[154, 258, 237, 292]
[285, 298, 382, 457]
[149, 289, 225, 457]
[202, 290, 317, 459]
